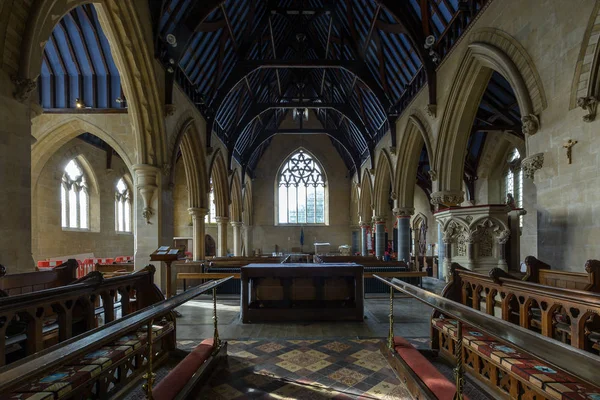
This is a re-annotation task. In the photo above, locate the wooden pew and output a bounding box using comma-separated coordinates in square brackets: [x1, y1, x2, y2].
[0, 277, 232, 400]
[0, 259, 78, 296]
[434, 263, 600, 356]
[0, 265, 164, 367]
[523, 255, 600, 291]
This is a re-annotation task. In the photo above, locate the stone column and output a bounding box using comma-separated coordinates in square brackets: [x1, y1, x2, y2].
[188, 208, 207, 261]
[374, 218, 386, 259]
[466, 237, 475, 270]
[442, 238, 453, 281]
[133, 165, 163, 287]
[215, 216, 229, 257]
[437, 222, 445, 280]
[497, 231, 510, 271]
[231, 221, 243, 256]
[1, 78, 35, 272]
[360, 222, 369, 256]
[394, 208, 413, 263]
[243, 225, 253, 256]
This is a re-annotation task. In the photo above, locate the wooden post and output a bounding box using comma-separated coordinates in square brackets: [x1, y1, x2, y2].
[143, 319, 156, 399]
[212, 288, 221, 354]
[165, 260, 173, 298]
[453, 320, 464, 400]
[387, 286, 394, 350]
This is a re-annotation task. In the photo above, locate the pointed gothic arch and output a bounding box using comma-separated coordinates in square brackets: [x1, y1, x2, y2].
[208, 149, 230, 219]
[359, 169, 374, 224]
[229, 171, 243, 223]
[434, 29, 546, 202]
[19, 1, 165, 165]
[242, 180, 253, 227]
[373, 149, 394, 218]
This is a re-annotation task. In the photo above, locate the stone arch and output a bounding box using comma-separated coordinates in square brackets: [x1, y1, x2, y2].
[350, 182, 360, 226]
[229, 171, 243, 223]
[208, 149, 230, 219]
[412, 212, 428, 231]
[373, 149, 394, 218]
[169, 116, 209, 210]
[32, 117, 133, 190]
[434, 29, 546, 201]
[359, 169, 374, 223]
[570, 1, 600, 115]
[242, 180, 253, 226]
[18, 0, 165, 165]
[396, 114, 434, 209]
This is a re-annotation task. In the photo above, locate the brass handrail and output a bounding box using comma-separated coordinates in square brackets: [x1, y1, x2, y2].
[0, 276, 234, 394]
[374, 275, 600, 388]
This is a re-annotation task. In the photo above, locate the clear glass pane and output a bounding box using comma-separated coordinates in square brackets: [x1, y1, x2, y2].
[125, 201, 131, 232]
[118, 200, 124, 231]
[315, 186, 325, 223]
[279, 186, 288, 223]
[306, 185, 315, 223]
[116, 178, 127, 194]
[209, 190, 216, 223]
[65, 159, 83, 181]
[61, 185, 67, 227]
[297, 185, 306, 223]
[80, 191, 88, 229]
[288, 186, 297, 224]
[69, 188, 78, 228]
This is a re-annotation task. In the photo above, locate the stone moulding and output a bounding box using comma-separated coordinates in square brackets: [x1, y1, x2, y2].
[521, 153, 544, 181]
[430, 191, 465, 207]
[577, 96, 597, 122]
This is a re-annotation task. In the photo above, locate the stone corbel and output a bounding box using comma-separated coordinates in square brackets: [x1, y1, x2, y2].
[521, 114, 540, 136]
[11, 76, 37, 103]
[428, 170, 438, 181]
[424, 104, 437, 118]
[577, 96, 597, 122]
[389, 146, 396, 155]
[164, 104, 177, 117]
[133, 165, 160, 224]
[430, 190, 464, 207]
[521, 152, 544, 181]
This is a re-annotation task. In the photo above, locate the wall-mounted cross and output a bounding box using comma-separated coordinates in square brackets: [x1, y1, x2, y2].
[563, 139, 578, 164]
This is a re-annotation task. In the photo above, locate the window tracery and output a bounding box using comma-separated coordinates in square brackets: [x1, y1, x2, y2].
[61, 159, 89, 230]
[115, 178, 131, 232]
[277, 150, 326, 224]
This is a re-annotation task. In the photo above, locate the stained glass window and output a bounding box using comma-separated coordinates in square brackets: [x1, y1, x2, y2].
[278, 150, 326, 224]
[61, 159, 89, 230]
[115, 178, 131, 232]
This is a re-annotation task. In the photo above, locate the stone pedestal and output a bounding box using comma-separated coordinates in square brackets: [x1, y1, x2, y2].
[215, 216, 229, 257]
[188, 207, 207, 261]
[231, 221, 243, 256]
[435, 204, 523, 277]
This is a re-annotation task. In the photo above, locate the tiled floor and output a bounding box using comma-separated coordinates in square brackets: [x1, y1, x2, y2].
[193, 338, 412, 400]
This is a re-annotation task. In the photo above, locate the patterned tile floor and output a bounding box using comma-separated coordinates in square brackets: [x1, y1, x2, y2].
[190, 338, 413, 400]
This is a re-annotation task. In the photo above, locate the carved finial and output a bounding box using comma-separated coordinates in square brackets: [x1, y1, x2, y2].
[489, 268, 513, 284]
[521, 114, 539, 136]
[577, 96, 597, 122]
[11, 76, 37, 103]
[585, 259, 600, 274]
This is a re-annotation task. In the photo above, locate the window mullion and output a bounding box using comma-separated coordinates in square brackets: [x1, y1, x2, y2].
[75, 185, 81, 229]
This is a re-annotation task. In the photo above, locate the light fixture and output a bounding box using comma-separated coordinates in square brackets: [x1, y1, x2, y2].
[166, 33, 177, 48]
[293, 108, 309, 121]
[75, 98, 84, 108]
[115, 97, 123, 104]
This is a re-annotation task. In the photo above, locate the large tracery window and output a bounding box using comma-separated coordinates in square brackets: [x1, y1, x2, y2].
[61, 159, 89, 230]
[505, 148, 523, 227]
[205, 178, 217, 224]
[278, 150, 326, 224]
[115, 178, 132, 232]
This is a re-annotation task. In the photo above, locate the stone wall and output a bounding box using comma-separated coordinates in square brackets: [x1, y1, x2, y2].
[33, 138, 133, 261]
[252, 134, 352, 254]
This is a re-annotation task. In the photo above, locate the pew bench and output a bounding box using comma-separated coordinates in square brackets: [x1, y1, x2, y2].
[523, 256, 600, 292]
[0, 260, 78, 296]
[152, 339, 227, 400]
[381, 337, 463, 400]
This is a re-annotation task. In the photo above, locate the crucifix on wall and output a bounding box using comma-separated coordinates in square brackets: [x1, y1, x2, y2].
[563, 139, 578, 164]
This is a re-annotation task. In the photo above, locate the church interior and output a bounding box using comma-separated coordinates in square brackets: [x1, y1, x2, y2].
[2, 0, 600, 399]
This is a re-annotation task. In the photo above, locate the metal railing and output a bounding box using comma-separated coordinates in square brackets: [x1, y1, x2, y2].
[374, 275, 600, 399]
[0, 276, 234, 395]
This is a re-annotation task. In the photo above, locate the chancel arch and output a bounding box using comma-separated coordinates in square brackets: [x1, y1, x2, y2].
[229, 171, 243, 256]
[433, 29, 546, 205]
[372, 149, 395, 220]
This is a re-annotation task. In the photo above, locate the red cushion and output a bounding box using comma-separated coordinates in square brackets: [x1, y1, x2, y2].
[393, 336, 466, 400]
[153, 339, 214, 400]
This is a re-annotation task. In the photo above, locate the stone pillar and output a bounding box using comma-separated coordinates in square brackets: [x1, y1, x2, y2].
[133, 165, 162, 287]
[215, 216, 229, 256]
[394, 208, 413, 263]
[497, 231, 510, 271]
[231, 221, 243, 256]
[466, 238, 475, 270]
[437, 222, 445, 280]
[243, 225, 253, 256]
[188, 208, 207, 261]
[1, 78, 35, 272]
[360, 223, 369, 256]
[374, 218, 386, 259]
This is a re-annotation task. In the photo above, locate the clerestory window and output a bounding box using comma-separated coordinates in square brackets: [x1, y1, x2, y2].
[61, 159, 89, 230]
[277, 150, 326, 224]
[115, 178, 132, 232]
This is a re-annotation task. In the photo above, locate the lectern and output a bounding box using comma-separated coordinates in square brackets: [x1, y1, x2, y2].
[150, 246, 184, 298]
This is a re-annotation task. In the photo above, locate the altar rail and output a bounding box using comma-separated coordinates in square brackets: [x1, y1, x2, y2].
[523, 256, 600, 292]
[374, 275, 600, 400]
[0, 259, 78, 295]
[0, 276, 233, 397]
[0, 266, 163, 366]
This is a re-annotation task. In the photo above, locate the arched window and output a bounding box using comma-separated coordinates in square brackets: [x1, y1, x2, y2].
[205, 178, 216, 224]
[278, 150, 326, 224]
[61, 159, 89, 230]
[505, 148, 523, 226]
[115, 178, 132, 232]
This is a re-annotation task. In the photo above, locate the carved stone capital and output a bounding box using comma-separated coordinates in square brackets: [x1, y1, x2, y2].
[521, 152, 544, 181]
[428, 170, 438, 182]
[430, 190, 464, 207]
[389, 146, 396, 155]
[215, 216, 230, 225]
[11, 75, 37, 103]
[165, 104, 177, 117]
[230, 221, 244, 228]
[521, 114, 540, 136]
[188, 207, 208, 219]
[577, 96, 597, 122]
[425, 104, 437, 118]
[393, 207, 414, 217]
